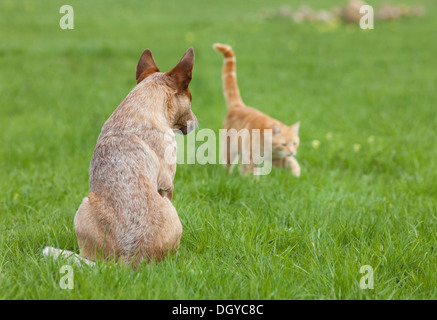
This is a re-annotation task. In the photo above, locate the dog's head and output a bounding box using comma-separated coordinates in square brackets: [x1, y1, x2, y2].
[136, 48, 197, 135]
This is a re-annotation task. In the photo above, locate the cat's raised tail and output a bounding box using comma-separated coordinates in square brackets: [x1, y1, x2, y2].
[213, 43, 244, 109]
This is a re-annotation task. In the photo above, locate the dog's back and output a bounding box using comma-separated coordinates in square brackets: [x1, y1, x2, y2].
[84, 109, 179, 262]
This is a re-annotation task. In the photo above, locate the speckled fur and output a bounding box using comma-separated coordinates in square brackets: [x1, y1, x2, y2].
[73, 48, 197, 268]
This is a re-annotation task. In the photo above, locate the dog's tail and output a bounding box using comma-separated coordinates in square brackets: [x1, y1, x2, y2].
[43, 246, 95, 267]
[213, 43, 244, 109]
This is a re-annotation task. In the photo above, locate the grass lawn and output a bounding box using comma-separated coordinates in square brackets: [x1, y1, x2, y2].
[1, 0, 436, 299]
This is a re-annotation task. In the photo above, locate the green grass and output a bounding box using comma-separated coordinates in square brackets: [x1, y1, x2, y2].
[1, 0, 437, 299]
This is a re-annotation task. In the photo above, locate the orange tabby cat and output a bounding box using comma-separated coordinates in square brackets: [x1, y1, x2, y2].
[213, 43, 301, 177]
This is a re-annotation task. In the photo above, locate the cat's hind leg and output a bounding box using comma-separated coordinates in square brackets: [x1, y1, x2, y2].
[222, 136, 239, 173]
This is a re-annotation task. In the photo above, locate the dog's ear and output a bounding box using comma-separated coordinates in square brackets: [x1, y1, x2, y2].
[167, 47, 194, 91]
[136, 49, 160, 84]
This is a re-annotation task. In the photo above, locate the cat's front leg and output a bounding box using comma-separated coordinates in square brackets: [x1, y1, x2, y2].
[285, 156, 301, 177]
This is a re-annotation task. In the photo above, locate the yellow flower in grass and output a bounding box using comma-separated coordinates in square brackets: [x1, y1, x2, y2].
[353, 144, 361, 153]
[367, 136, 375, 144]
[312, 140, 321, 149]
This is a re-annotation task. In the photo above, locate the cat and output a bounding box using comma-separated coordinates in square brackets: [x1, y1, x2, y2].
[213, 43, 301, 177]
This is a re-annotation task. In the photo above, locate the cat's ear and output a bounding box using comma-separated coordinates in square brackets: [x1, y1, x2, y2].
[273, 124, 281, 136]
[136, 49, 160, 83]
[290, 121, 300, 134]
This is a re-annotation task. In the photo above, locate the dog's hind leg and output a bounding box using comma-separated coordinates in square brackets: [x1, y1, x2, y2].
[132, 195, 182, 267]
[42, 196, 99, 267]
[73, 194, 119, 264]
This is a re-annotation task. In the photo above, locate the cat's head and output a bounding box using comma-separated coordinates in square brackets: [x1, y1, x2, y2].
[271, 121, 300, 157]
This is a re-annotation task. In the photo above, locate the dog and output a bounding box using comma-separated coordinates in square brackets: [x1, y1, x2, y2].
[44, 47, 197, 268]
